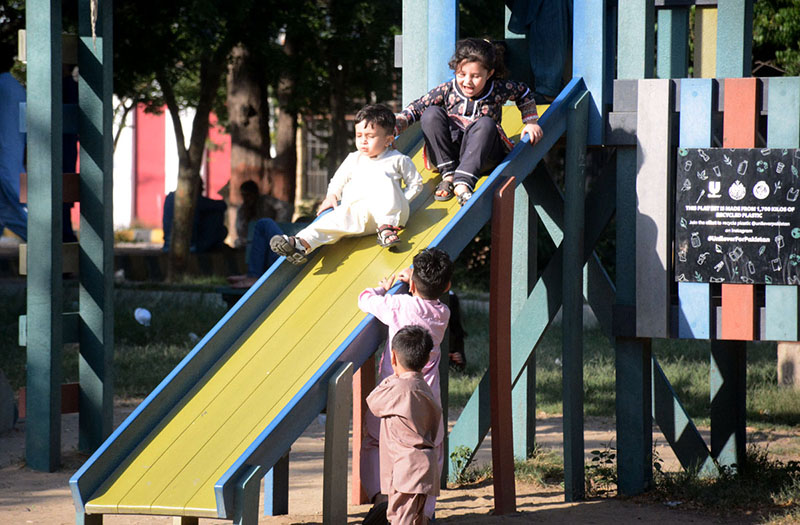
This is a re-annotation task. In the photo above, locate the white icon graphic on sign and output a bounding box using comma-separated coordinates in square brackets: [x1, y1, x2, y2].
[729, 180, 746, 201]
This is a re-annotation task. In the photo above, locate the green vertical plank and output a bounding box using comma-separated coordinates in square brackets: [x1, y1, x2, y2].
[25, 0, 64, 473]
[617, 0, 654, 80]
[710, 340, 747, 468]
[77, 0, 115, 453]
[767, 78, 800, 148]
[322, 363, 353, 525]
[656, 7, 689, 79]
[715, 0, 753, 79]
[562, 91, 589, 502]
[511, 176, 537, 460]
[765, 77, 800, 341]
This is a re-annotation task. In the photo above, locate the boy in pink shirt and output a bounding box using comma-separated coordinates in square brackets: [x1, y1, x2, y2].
[358, 247, 453, 521]
[367, 325, 442, 525]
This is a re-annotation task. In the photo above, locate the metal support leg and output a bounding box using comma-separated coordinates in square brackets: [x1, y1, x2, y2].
[323, 362, 354, 524]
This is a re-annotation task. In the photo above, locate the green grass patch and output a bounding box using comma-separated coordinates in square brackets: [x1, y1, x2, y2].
[0, 285, 228, 396]
[447, 302, 798, 427]
[649, 444, 800, 518]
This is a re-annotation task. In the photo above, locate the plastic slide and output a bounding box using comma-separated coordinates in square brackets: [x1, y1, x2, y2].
[70, 81, 582, 519]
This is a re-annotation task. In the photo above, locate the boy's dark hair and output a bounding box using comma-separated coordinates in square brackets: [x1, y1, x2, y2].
[354, 104, 396, 135]
[448, 37, 507, 80]
[411, 247, 454, 299]
[392, 325, 434, 372]
[239, 180, 259, 197]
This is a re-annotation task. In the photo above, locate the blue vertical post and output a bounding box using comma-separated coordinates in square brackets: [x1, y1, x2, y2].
[677, 79, 713, 340]
[77, 0, 115, 453]
[613, 0, 655, 497]
[427, 0, 456, 89]
[403, 0, 456, 106]
[25, 0, 64, 472]
[573, 0, 608, 146]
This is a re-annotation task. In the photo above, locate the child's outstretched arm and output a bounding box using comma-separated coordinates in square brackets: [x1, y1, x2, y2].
[400, 156, 423, 202]
[394, 82, 450, 136]
[319, 153, 355, 214]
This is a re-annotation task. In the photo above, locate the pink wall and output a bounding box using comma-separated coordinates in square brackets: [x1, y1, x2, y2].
[134, 106, 167, 228]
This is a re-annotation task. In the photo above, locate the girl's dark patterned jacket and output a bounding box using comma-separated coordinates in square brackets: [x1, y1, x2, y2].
[395, 77, 539, 150]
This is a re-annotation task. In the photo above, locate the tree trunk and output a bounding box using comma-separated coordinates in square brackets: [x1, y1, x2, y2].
[226, 43, 271, 243]
[163, 54, 227, 281]
[271, 37, 297, 204]
[326, 56, 349, 179]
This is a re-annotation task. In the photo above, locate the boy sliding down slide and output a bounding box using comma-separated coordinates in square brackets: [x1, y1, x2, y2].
[270, 104, 422, 265]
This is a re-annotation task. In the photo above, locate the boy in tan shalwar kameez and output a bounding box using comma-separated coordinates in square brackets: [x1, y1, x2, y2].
[366, 325, 442, 525]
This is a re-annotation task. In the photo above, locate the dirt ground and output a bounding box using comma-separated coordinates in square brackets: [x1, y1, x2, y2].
[1, 402, 798, 524]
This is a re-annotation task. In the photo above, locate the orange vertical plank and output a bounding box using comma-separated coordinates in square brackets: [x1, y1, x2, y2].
[350, 355, 374, 505]
[720, 77, 757, 340]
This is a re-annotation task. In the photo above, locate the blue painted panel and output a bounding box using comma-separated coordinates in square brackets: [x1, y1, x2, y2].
[678, 78, 714, 339]
[573, 0, 607, 145]
[678, 282, 711, 339]
[426, 0, 456, 89]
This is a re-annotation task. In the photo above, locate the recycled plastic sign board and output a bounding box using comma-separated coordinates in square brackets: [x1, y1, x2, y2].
[674, 147, 800, 285]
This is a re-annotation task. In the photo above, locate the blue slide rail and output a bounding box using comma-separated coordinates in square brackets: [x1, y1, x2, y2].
[71, 77, 586, 519]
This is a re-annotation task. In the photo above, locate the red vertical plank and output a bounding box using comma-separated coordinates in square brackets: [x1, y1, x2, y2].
[490, 177, 516, 515]
[206, 112, 231, 199]
[720, 77, 758, 340]
[134, 104, 166, 228]
[350, 355, 375, 505]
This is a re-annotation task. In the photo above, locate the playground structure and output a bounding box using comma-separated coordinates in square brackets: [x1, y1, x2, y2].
[17, 0, 800, 523]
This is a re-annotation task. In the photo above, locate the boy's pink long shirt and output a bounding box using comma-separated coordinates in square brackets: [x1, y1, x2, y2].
[357, 287, 450, 405]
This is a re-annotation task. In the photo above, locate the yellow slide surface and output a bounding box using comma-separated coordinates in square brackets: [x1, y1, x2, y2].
[84, 107, 530, 517]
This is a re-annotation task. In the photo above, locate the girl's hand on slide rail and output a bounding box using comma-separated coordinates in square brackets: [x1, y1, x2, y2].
[378, 274, 396, 291]
[521, 122, 543, 145]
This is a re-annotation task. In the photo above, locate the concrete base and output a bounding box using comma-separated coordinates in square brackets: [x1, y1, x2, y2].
[777, 342, 800, 388]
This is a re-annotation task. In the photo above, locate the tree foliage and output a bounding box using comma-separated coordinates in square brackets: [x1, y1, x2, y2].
[753, 0, 800, 75]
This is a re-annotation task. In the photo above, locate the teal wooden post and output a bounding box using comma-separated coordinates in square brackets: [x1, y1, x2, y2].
[656, 6, 689, 79]
[614, 0, 654, 496]
[322, 362, 353, 525]
[573, 0, 608, 145]
[77, 0, 115, 453]
[25, 0, 64, 473]
[715, 0, 753, 78]
[709, 340, 746, 468]
[401, 0, 456, 106]
[511, 176, 537, 460]
[617, 0, 654, 80]
[562, 91, 589, 502]
[234, 465, 263, 525]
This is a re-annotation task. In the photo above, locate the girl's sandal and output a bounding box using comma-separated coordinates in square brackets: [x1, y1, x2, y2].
[456, 190, 473, 207]
[434, 180, 455, 201]
[376, 225, 401, 248]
